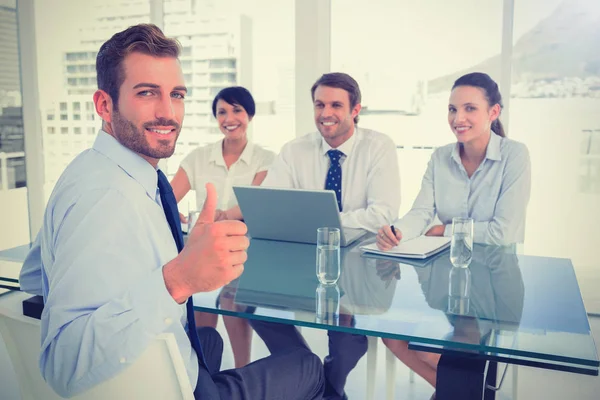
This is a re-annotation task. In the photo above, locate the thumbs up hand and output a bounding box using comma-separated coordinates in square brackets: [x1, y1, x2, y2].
[196, 182, 219, 225]
[165, 183, 249, 300]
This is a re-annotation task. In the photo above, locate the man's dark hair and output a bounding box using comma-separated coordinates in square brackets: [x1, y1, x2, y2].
[96, 24, 181, 109]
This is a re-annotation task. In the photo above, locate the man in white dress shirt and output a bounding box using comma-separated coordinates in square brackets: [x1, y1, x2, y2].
[260, 73, 400, 233]
[250, 72, 401, 399]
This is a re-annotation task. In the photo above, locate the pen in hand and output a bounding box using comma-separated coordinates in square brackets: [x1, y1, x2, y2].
[377, 225, 400, 250]
[390, 225, 401, 246]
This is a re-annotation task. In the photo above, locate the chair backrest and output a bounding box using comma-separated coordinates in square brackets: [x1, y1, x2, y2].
[0, 293, 194, 400]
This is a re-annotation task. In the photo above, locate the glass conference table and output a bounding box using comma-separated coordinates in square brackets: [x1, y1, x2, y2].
[190, 237, 599, 400]
[1, 238, 598, 400]
[0, 243, 28, 292]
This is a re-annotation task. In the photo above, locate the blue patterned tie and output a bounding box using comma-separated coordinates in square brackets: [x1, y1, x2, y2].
[325, 149, 344, 211]
[156, 169, 207, 369]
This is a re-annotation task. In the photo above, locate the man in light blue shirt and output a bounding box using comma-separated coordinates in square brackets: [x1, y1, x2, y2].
[19, 24, 324, 399]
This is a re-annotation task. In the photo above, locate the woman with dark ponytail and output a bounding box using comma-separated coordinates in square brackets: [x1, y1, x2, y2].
[455, 72, 507, 138]
[374, 72, 531, 397]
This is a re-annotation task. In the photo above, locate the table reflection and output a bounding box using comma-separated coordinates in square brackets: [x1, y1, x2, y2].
[413, 244, 524, 346]
[219, 239, 524, 338]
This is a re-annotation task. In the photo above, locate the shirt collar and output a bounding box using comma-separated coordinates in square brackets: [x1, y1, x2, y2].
[451, 143, 462, 165]
[209, 139, 255, 166]
[320, 125, 358, 157]
[92, 130, 158, 199]
[485, 131, 502, 161]
[238, 141, 255, 164]
[451, 132, 503, 164]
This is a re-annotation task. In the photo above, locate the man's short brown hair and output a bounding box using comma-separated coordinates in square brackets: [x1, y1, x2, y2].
[311, 72, 362, 124]
[96, 24, 181, 109]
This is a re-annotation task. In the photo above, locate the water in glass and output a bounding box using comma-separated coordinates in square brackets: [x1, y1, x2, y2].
[450, 232, 472, 268]
[316, 244, 340, 285]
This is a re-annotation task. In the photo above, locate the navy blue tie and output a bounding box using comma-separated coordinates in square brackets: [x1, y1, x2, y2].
[156, 169, 207, 369]
[325, 149, 344, 211]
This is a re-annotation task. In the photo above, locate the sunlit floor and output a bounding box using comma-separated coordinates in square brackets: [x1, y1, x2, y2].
[1, 310, 599, 400]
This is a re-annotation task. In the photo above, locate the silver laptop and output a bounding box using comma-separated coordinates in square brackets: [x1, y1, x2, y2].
[233, 186, 367, 247]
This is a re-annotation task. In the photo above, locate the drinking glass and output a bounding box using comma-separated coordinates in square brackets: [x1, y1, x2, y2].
[316, 227, 341, 285]
[450, 217, 473, 268]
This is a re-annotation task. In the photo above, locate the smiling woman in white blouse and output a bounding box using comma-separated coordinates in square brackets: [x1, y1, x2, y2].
[171, 86, 275, 222]
[170, 86, 275, 368]
[375, 72, 531, 397]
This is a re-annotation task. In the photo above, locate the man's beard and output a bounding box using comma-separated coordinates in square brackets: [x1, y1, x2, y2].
[111, 110, 180, 160]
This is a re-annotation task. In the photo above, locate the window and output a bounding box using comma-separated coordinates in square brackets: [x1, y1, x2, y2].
[210, 72, 236, 84]
[332, 0, 503, 216]
[209, 59, 236, 69]
[0, 0, 29, 250]
[509, 0, 600, 295]
[580, 130, 600, 194]
[47, 127, 55, 134]
[33, 0, 295, 214]
[6, 157, 26, 189]
[33, 1, 146, 198]
[165, 0, 295, 175]
[47, 114, 54, 120]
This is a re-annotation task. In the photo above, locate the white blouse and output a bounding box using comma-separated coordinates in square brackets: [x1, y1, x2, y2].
[180, 140, 276, 210]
